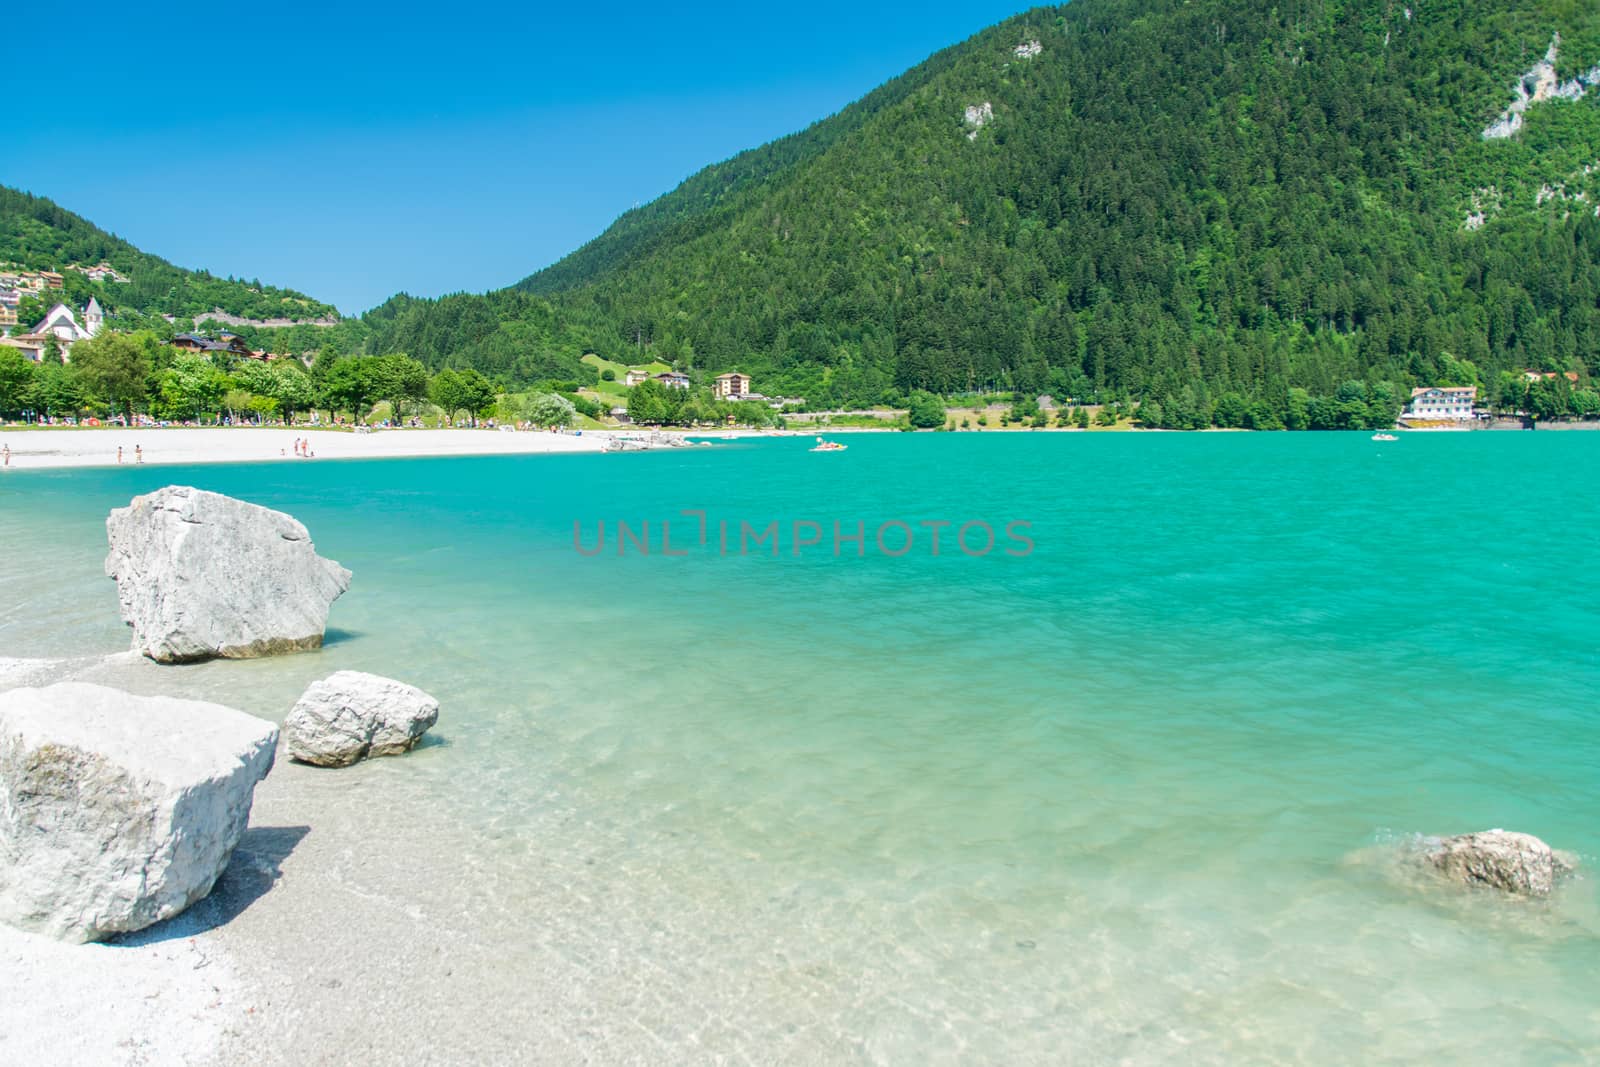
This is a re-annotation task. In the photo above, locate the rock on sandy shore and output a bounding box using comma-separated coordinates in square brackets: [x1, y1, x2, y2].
[105, 485, 351, 663]
[1422, 829, 1575, 897]
[285, 670, 440, 767]
[0, 682, 278, 942]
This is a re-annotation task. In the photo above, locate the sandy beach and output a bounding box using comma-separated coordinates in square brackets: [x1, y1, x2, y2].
[0, 651, 738, 1066]
[0, 427, 611, 470]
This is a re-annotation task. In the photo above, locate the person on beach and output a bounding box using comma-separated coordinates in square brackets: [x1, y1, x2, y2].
[135, 444, 143, 464]
[117, 446, 123, 465]
[2, 443, 9, 467]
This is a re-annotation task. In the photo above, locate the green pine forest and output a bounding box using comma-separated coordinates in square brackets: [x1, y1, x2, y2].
[8, 0, 1600, 429]
[0, 187, 337, 324]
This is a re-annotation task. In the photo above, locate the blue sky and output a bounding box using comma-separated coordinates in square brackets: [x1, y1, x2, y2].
[6, 2, 1029, 313]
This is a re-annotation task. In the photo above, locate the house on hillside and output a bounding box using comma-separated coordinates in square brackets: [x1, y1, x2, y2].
[1402, 386, 1478, 424]
[610, 406, 632, 424]
[654, 371, 690, 390]
[625, 369, 651, 387]
[0, 335, 44, 361]
[1523, 370, 1580, 384]
[0, 307, 15, 328]
[0, 287, 19, 309]
[76, 262, 127, 283]
[38, 271, 63, 290]
[713, 372, 752, 400]
[171, 332, 252, 356]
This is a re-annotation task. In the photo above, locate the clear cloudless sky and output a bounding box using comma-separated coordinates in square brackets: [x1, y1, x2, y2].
[4, 1, 1031, 314]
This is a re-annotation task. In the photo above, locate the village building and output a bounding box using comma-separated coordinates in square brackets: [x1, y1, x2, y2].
[713, 372, 752, 400]
[0, 307, 16, 328]
[654, 371, 690, 390]
[610, 405, 632, 424]
[70, 262, 128, 284]
[38, 271, 63, 290]
[1403, 386, 1478, 423]
[16, 301, 102, 357]
[0, 335, 44, 361]
[624, 369, 651, 386]
[1523, 370, 1580, 384]
[0, 287, 20, 308]
[171, 332, 253, 356]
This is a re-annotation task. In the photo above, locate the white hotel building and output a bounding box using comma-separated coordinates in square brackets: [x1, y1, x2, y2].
[1403, 386, 1479, 423]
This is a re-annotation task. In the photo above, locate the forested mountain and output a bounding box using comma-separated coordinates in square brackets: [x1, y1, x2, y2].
[367, 0, 1600, 424]
[0, 186, 339, 322]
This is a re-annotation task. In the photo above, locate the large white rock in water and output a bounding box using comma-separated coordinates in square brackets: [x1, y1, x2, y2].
[0, 683, 278, 943]
[284, 671, 439, 767]
[105, 485, 351, 663]
[1422, 829, 1576, 897]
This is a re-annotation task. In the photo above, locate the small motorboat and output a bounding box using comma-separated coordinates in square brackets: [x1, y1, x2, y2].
[1371, 432, 1398, 442]
[810, 436, 848, 452]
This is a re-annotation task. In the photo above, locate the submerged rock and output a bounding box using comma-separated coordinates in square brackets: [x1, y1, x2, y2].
[0, 682, 278, 943]
[284, 671, 439, 767]
[1421, 829, 1575, 897]
[105, 485, 351, 663]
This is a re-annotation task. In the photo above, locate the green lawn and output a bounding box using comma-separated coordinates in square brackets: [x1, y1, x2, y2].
[581, 352, 672, 388]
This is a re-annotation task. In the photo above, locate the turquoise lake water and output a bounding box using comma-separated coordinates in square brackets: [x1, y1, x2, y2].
[1, 432, 1597, 1061]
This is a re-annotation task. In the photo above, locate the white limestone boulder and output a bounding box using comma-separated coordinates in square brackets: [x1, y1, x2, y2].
[284, 671, 439, 767]
[105, 485, 351, 663]
[0, 683, 278, 943]
[1421, 829, 1576, 897]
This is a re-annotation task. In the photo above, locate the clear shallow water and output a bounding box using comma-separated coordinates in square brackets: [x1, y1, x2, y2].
[2, 433, 1598, 1062]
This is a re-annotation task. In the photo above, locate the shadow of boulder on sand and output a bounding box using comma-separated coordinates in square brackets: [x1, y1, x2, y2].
[111, 825, 310, 947]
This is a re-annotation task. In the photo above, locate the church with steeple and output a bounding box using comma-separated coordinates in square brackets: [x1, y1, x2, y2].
[2, 297, 105, 360]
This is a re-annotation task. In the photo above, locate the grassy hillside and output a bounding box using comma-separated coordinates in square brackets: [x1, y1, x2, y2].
[370, 0, 1600, 424]
[0, 185, 339, 322]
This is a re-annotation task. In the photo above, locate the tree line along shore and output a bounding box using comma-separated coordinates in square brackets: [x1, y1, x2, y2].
[5, 327, 1599, 436]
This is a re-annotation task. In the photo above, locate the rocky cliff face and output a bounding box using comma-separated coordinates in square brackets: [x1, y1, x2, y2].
[1483, 34, 1600, 139]
[963, 101, 995, 141]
